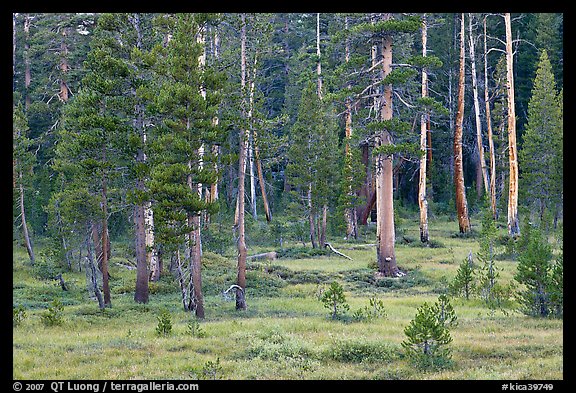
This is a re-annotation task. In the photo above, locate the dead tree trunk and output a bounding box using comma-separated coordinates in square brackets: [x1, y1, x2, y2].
[19, 173, 35, 265]
[376, 14, 400, 277]
[504, 13, 520, 236]
[484, 15, 497, 219]
[418, 15, 430, 244]
[468, 13, 489, 197]
[454, 13, 471, 233]
[236, 14, 248, 311]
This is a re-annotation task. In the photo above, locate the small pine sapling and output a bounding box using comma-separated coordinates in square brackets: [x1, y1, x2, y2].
[320, 281, 350, 320]
[41, 299, 64, 327]
[449, 251, 476, 299]
[155, 308, 173, 337]
[402, 295, 456, 369]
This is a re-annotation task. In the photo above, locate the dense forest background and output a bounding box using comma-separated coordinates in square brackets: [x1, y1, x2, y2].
[12, 12, 563, 307]
[12, 12, 564, 381]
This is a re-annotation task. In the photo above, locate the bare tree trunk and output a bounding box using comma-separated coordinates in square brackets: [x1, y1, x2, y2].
[484, 16, 497, 219]
[208, 28, 220, 207]
[454, 13, 471, 233]
[131, 14, 151, 303]
[85, 232, 105, 310]
[189, 213, 204, 318]
[504, 13, 520, 236]
[316, 13, 322, 99]
[253, 133, 272, 221]
[19, 173, 35, 265]
[101, 158, 111, 307]
[418, 15, 430, 244]
[468, 13, 489, 197]
[134, 197, 149, 303]
[320, 204, 328, 247]
[145, 203, 159, 282]
[248, 133, 257, 220]
[308, 184, 318, 248]
[24, 14, 31, 110]
[236, 14, 248, 311]
[376, 15, 400, 277]
[344, 15, 358, 240]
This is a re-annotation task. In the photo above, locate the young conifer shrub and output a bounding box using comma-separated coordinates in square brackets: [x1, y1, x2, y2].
[155, 308, 173, 337]
[320, 281, 350, 320]
[514, 224, 559, 317]
[402, 295, 456, 369]
[449, 252, 475, 299]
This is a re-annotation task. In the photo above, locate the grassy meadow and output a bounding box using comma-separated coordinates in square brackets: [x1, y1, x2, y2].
[12, 215, 563, 380]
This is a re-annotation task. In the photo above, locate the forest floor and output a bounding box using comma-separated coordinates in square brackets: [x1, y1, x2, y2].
[12, 215, 563, 380]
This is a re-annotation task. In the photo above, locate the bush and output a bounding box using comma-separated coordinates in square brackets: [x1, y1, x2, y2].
[41, 298, 64, 327]
[328, 339, 398, 363]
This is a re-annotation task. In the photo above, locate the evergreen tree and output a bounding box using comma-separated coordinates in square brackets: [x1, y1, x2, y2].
[55, 14, 140, 307]
[514, 224, 554, 317]
[402, 295, 455, 369]
[519, 50, 563, 230]
[147, 13, 223, 318]
[449, 251, 475, 299]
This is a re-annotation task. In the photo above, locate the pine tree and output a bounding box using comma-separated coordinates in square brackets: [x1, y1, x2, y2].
[519, 50, 563, 230]
[514, 224, 554, 317]
[147, 13, 222, 318]
[402, 296, 455, 369]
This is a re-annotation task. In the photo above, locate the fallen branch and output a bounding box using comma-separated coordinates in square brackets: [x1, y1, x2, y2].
[224, 284, 244, 295]
[324, 242, 353, 260]
[246, 251, 277, 261]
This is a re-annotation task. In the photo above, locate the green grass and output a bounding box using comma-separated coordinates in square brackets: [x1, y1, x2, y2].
[13, 216, 563, 380]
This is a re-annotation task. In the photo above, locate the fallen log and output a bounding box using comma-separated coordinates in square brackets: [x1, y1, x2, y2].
[324, 242, 353, 260]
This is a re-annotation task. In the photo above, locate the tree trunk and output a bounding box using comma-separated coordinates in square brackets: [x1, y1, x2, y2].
[19, 173, 35, 265]
[316, 13, 322, 99]
[320, 204, 328, 247]
[134, 198, 149, 303]
[504, 13, 520, 236]
[484, 16, 497, 219]
[418, 15, 430, 244]
[208, 29, 220, 207]
[59, 27, 69, 102]
[24, 14, 31, 110]
[468, 13, 489, 197]
[101, 164, 111, 307]
[131, 14, 152, 302]
[376, 16, 399, 277]
[236, 14, 248, 311]
[145, 203, 160, 282]
[248, 133, 257, 220]
[253, 135, 272, 221]
[189, 213, 204, 318]
[454, 13, 471, 233]
[344, 15, 358, 240]
[308, 184, 318, 249]
[86, 232, 105, 310]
